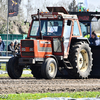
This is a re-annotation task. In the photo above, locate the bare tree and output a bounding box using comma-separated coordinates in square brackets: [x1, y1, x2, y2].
[68, 0, 77, 12]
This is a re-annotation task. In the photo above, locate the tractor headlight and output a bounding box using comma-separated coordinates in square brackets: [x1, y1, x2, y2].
[58, 15, 62, 19]
[22, 48, 26, 51]
[30, 48, 33, 51]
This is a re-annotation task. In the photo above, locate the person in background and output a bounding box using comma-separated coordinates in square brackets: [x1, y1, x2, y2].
[14, 39, 18, 49]
[8, 41, 16, 56]
[0, 36, 5, 68]
[0, 36, 5, 56]
[89, 31, 98, 46]
[15, 43, 21, 53]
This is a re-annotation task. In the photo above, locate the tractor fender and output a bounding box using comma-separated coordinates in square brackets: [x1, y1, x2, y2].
[75, 37, 89, 44]
[71, 37, 90, 45]
[45, 54, 59, 67]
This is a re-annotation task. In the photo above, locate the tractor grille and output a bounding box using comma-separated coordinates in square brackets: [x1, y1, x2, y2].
[21, 40, 33, 47]
[21, 40, 34, 57]
[22, 52, 34, 56]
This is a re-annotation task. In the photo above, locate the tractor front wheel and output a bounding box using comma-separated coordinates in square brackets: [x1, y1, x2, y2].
[41, 58, 57, 79]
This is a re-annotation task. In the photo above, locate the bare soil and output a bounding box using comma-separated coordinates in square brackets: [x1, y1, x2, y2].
[0, 77, 100, 94]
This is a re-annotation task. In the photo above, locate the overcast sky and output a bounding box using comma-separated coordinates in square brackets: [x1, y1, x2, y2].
[23, 0, 100, 11]
[20, 0, 100, 21]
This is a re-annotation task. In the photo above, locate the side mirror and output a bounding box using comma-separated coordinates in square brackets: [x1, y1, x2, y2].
[61, 37, 64, 42]
[67, 20, 71, 26]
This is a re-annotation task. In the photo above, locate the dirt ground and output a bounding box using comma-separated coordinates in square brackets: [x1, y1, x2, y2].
[0, 77, 100, 94]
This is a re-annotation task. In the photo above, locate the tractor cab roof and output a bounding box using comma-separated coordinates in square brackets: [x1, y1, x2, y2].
[31, 7, 78, 20]
[47, 7, 68, 14]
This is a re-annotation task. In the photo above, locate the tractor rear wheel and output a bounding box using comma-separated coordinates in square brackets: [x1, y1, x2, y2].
[41, 58, 57, 79]
[7, 57, 23, 79]
[68, 42, 92, 78]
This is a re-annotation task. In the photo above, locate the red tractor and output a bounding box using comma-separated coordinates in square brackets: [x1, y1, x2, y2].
[7, 7, 92, 79]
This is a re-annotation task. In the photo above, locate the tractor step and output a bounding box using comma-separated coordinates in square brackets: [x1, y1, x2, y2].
[63, 60, 73, 69]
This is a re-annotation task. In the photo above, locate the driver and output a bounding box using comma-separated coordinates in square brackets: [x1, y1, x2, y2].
[48, 21, 62, 36]
[49, 22, 58, 33]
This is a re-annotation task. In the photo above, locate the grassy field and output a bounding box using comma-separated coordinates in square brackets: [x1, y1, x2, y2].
[0, 63, 6, 71]
[0, 63, 33, 78]
[0, 63, 31, 71]
[0, 73, 33, 78]
[0, 91, 100, 100]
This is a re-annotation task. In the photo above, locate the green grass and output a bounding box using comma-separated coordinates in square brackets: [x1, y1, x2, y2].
[0, 91, 100, 100]
[0, 74, 8, 77]
[0, 73, 33, 78]
[0, 64, 31, 71]
[0, 63, 6, 71]
[0, 63, 33, 78]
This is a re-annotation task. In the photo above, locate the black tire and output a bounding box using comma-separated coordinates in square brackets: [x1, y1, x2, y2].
[41, 58, 57, 79]
[7, 57, 23, 79]
[30, 66, 42, 79]
[68, 42, 92, 78]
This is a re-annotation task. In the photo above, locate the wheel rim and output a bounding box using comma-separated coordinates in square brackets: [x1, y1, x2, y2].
[48, 63, 55, 76]
[78, 49, 88, 72]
